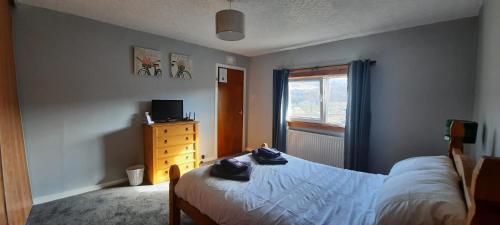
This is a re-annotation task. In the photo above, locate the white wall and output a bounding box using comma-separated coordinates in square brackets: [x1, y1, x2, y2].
[13, 5, 249, 199]
[247, 18, 478, 173]
[472, 0, 500, 159]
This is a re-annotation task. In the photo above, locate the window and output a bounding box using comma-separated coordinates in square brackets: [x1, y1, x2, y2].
[287, 65, 348, 131]
[288, 79, 321, 120]
[325, 77, 348, 126]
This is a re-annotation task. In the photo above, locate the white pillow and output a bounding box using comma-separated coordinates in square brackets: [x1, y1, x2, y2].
[389, 155, 457, 179]
[375, 169, 466, 225]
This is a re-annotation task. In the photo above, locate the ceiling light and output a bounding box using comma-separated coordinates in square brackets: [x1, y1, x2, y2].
[216, 0, 245, 41]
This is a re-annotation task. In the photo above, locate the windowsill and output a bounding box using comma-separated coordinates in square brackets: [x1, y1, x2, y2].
[287, 121, 345, 133]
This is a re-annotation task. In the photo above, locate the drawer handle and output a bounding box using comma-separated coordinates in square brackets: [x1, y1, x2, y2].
[185, 146, 188, 150]
[164, 160, 168, 164]
[185, 165, 189, 169]
[164, 150, 168, 154]
[165, 171, 169, 174]
[185, 137, 189, 140]
[164, 140, 168, 143]
[185, 127, 189, 131]
[186, 156, 189, 159]
[164, 129, 168, 133]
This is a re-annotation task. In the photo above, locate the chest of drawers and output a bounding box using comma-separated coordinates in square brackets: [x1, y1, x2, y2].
[143, 121, 200, 184]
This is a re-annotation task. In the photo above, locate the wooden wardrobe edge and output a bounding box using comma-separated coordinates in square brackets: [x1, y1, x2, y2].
[1, 1, 33, 224]
[0, 145, 8, 225]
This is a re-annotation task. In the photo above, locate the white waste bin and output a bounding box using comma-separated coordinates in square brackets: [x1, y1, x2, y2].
[126, 165, 144, 186]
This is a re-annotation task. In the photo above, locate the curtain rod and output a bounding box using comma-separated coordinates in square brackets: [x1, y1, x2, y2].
[289, 60, 376, 71]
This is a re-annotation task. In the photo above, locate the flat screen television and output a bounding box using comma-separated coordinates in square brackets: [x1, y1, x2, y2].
[151, 100, 183, 122]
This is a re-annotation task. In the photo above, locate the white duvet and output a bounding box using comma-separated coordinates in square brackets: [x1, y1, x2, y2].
[175, 153, 387, 225]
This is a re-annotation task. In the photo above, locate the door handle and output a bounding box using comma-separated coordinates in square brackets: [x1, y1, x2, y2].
[238, 109, 243, 115]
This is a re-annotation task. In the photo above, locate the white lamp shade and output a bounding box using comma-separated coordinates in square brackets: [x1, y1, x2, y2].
[216, 9, 245, 41]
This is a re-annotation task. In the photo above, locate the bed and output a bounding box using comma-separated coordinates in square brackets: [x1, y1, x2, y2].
[168, 121, 500, 225]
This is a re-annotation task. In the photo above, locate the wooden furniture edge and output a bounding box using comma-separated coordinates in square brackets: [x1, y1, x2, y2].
[169, 165, 181, 225]
[468, 156, 500, 225]
[169, 164, 218, 225]
[194, 123, 200, 168]
[448, 120, 500, 225]
[448, 120, 465, 158]
[177, 197, 217, 225]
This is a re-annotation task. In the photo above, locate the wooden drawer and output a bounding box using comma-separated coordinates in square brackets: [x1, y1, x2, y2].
[145, 121, 199, 184]
[154, 124, 194, 137]
[157, 153, 195, 169]
[154, 170, 170, 183]
[156, 134, 194, 147]
[179, 162, 195, 174]
[155, 161, 195, 182]
[157, 144, 194, 158]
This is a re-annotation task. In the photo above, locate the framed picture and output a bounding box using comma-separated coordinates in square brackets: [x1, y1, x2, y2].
[134, 47, 162, 76]
[170, 53, 192, 79]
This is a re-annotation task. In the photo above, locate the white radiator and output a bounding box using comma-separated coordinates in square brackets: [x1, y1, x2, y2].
[287, 129, 344, 168]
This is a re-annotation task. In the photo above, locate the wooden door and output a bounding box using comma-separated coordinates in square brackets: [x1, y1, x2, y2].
[0, 1, 33, 224]
[217, 68, 244, 157]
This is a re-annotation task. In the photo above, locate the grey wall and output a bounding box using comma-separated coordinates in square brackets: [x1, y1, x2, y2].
[13, 5, 249, 199]
[472, 0, 500, 160]
[247, 18, 478, 173]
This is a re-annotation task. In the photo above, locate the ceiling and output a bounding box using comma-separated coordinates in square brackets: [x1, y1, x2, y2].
[17, 0, 483, 57]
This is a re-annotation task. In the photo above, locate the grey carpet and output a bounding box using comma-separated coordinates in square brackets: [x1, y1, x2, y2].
[27, 183, 195, 225]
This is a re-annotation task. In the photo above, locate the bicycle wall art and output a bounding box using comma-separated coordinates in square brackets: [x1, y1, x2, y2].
[134, 47, 162, 77]
[170, 53, 192, 80]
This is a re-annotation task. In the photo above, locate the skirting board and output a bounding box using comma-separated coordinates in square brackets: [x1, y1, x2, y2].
[33, 178, 128, 205]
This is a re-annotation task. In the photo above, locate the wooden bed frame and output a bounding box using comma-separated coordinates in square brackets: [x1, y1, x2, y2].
[168, 121, 500, 225]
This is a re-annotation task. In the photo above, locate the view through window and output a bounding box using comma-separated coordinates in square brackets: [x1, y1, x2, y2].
[288, 75, 347, 127]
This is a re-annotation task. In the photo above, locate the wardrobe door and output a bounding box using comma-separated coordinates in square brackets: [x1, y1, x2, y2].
[0, 146, 6, 225]
[0, 1, 33, 225]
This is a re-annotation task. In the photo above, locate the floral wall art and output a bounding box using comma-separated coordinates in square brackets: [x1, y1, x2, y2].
[134, 47, 162, 76]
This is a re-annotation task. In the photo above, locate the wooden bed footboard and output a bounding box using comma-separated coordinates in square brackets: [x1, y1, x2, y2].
[169, 164, 218, 225]
[168, 165, 180, 225]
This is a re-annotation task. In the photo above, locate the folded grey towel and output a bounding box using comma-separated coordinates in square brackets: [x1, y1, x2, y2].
[210, 161, 253, 181]
[256, 147, 281, 158]
[220, 158, 248, 173]
[251, 150, 288, 165]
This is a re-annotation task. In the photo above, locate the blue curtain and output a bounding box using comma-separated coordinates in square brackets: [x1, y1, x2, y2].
[272, 69, 289, 153]
[345, 60, 372, 171]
